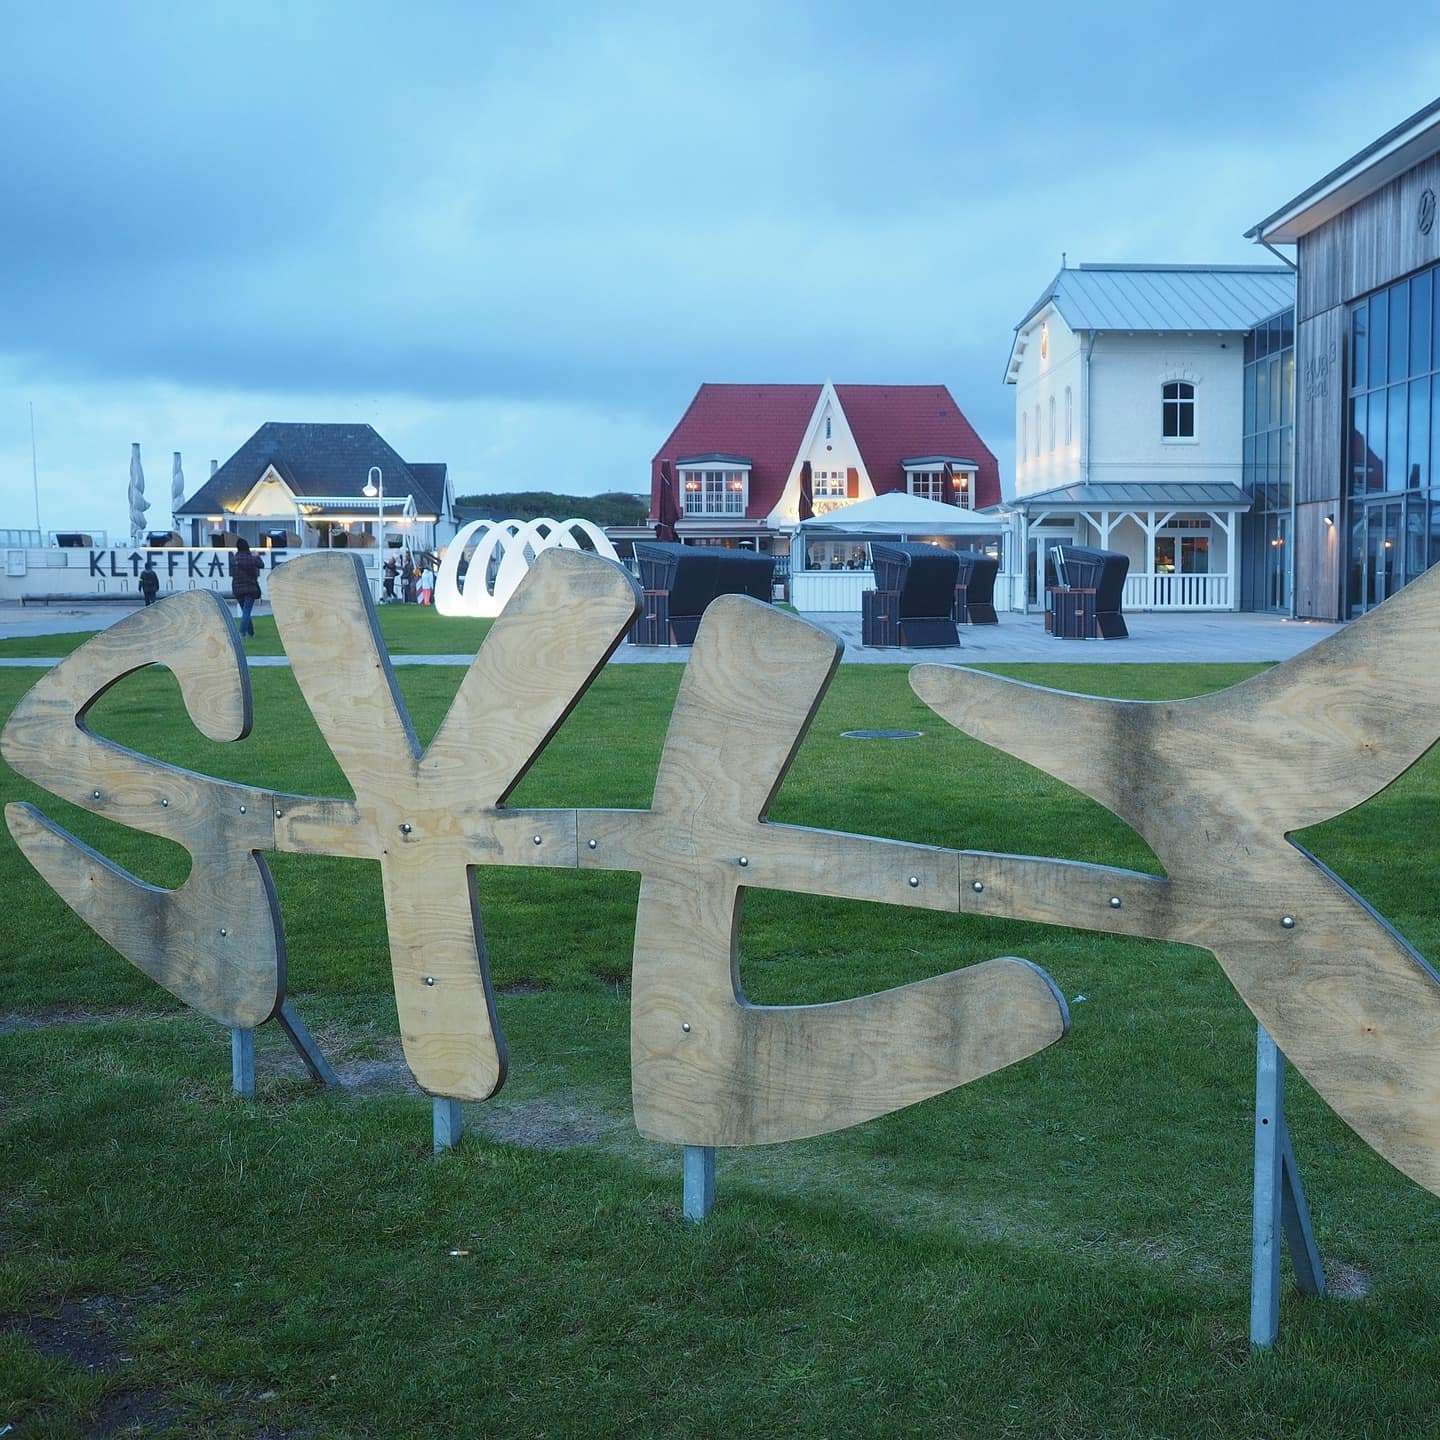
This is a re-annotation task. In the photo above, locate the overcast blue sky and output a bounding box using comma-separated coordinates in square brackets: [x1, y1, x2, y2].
[3, 1, 1440, 538]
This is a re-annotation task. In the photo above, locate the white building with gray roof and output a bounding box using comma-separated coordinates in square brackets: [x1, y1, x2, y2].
[1005, 262, 1295, 612]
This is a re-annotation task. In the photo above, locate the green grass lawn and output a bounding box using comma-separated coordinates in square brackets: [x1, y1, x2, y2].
[2, 652, 1439, 1438]
[0, 603, 494, 659]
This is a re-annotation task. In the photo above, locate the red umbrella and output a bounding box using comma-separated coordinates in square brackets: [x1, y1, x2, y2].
[798, 460, 813, 522]
[656, 459, 681, 541]
[941, 461, 957, 506]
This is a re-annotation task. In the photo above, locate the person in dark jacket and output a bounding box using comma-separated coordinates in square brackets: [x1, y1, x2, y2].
[230, 538, 264, 637]
[138, 559, 160, 605]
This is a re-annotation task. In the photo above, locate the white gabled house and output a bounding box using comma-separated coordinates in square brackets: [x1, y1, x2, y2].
[1006, 263, 1295, 610]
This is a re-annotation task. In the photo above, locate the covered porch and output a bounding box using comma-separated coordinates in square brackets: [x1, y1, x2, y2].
[1016, 482, 1253, 612]
[791, 492, 1020, 614]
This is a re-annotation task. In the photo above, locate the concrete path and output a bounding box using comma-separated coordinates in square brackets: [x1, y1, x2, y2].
[0, 600, 1343, 668]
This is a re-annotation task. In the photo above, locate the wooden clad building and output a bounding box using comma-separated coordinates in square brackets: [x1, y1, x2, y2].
[1250, 98, 1440, 620]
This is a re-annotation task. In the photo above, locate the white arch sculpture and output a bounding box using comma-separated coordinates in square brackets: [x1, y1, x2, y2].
[435, 517, 621, 618]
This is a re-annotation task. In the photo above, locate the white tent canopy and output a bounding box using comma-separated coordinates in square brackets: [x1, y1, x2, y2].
[799, 491, 1009, 535]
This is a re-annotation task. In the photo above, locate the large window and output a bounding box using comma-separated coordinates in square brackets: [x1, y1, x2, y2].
[1154, 517, 1211, 574]
[1162, 381, 1196, 440]
[1346, 262, 1440, 613]
[681, 468, 748, 515]
[812, 468, 846, 498]
[907, 470, 947, 503]
[1241, 308, 1295, 612]
[905, 467, 976, 508]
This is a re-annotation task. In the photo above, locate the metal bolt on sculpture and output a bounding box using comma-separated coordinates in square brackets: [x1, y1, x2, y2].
[5, 551, 1440, 1294]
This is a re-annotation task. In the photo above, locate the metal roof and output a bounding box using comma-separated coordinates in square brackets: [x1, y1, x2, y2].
[1014, 481, 1253, 512]
[1248, 96, 1440, 244]
[1006, 265, 1295, 382]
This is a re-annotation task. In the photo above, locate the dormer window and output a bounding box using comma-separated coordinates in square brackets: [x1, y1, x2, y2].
[678, 454, 750, 515]
[902, 458, 977, 508]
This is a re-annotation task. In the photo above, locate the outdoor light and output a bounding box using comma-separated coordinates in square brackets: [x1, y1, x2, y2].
[1324, 514, 1335, 526]
[363, 466, 384, 563]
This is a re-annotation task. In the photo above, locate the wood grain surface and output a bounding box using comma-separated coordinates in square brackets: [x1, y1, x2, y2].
[1, 590, 285, 1028]
[912, 560, 1440, 1195]
[267, 550, 639, 1101]
[579, 596, 1069, 1146]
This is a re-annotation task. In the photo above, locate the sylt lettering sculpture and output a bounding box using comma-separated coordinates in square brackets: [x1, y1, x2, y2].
[5, 551, 1440, 1203]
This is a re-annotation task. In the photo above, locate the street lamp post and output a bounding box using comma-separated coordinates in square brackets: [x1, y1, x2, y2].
[363, 466, 384, 597]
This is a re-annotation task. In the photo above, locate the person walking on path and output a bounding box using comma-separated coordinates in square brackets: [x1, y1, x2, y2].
[230, 538, 264, 638]
[138, 560, 160, 606]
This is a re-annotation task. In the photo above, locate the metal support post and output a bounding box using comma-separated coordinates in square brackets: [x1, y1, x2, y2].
[683, 1145, 715, 1224]
[433, 1097, 464, 1154]
[1251, 1023, 1325, 1348]
[230, 1028, 255, 1098]
[274, 1000, 340, 1086]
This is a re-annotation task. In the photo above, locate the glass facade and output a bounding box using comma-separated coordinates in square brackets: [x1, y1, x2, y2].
[1241, 308, 1295, 612]
[1346, 262, 1440, 612]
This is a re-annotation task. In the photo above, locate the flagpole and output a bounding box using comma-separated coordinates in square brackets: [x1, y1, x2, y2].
[29, 401, 41, 532]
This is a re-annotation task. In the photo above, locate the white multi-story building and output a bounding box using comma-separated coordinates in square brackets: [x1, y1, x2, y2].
[1005, 263, 1295, 610]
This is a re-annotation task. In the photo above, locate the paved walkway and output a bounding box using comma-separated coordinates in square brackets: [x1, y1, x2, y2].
[0, 600, 1343, 667]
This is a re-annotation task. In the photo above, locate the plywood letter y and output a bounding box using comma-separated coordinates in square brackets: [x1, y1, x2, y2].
[268, 551, 639, 1101]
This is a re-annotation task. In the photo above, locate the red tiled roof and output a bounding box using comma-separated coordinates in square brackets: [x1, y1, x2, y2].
[650, 383, 999, 519]
[834, 385, 1000, 509]
[651, 385, 820, 519]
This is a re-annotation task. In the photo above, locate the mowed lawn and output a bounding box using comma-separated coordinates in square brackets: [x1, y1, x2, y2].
[2, 638, 1440, 1439]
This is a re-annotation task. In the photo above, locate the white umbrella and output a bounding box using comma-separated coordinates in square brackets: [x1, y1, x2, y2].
[128, 443, 150, 542]
[171, 451, 185, 529]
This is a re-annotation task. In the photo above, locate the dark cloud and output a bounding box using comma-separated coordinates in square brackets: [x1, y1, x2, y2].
[2, 0, 1439, 527]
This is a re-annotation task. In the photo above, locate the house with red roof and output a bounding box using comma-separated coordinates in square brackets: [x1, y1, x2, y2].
[648, 383, 1001, 555]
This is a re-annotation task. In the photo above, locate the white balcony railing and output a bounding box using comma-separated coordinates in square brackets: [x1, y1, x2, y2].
[1123, 572, 1231, 610]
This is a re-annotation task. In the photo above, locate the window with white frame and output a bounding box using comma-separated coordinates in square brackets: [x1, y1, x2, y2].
[1034, 404, 1041, 450]
[1021, 412, 1028, 461]
[1065, 386, 1073, 444]
[681, 468, 748, 515]
[907, 470, 947, 503]
[1048, 396, 1056, 451]
[812, 468, 846, 498]
[1162, 381, 1196, 440]
[1154, 517, 1211, 573]
[905, 467, 975, 507]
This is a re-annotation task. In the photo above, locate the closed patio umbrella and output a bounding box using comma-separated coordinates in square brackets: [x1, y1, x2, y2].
[657, 459, 681, 542]
[798, 460, 813, 521]
[128, 443, 150, 542]
[171, 452, 185, 529]
[941, 461, 956, 505]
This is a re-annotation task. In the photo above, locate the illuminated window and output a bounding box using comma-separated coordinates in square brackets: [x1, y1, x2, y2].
[907, 470, 947, 503]
[812, 468, 846, 497]
[680, 468, 748, 515]
[906, 467, 975, 507]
